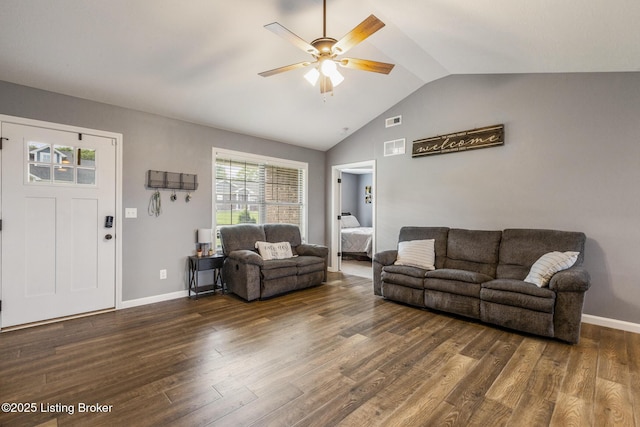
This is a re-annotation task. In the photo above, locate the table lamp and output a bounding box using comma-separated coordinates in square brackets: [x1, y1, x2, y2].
[197, 228, 212, 256]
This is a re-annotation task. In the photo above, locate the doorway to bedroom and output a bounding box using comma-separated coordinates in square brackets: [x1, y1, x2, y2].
[331, 161, 375, 279]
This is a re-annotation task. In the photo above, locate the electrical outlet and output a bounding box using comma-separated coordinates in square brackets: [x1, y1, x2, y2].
[125, 208, 137, 218]
[160, 269, 167, 280]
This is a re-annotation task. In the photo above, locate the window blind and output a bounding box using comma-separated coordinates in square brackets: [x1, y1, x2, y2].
[214, 152, 307, 247]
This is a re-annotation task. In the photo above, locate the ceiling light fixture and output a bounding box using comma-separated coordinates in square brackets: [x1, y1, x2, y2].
[304, 59, 344, 89]
[258, 0, 395, 96]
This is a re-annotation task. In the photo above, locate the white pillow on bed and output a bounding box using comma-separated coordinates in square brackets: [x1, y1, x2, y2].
[394, 239, 436, 270]
[255, 241, 293, 260]
[341, 215, 361, 228]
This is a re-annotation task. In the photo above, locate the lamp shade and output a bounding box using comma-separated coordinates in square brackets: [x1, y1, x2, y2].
[197, 228, 212, 244]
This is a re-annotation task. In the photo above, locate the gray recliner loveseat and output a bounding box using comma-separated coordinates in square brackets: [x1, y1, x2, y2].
[220, 223, 328, 301]
[373, 227, 591, 343]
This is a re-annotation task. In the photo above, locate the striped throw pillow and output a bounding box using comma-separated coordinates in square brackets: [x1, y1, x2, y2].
[524, 251, 579, 287]
[394, 239, 436, 270]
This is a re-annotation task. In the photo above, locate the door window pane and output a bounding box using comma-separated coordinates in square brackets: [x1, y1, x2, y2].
[54, 166, 74, 183]
[77, 168, 96, 185]
[54, 145, 75, 165]
[29, 164, 51, 182]
[78, 148, 96, 167]
[28, 142, 50, 162]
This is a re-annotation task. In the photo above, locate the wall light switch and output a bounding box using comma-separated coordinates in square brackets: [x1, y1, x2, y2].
[125, 208, 137, 218]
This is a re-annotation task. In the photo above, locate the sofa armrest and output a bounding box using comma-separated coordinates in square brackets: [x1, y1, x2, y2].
[297, 243, 329, 258]
[374, 250, 398, 267]
[372, 250, 398, 296]
[549, 267, 591, 292]
[298, 243, 328, 282]
[227, 249, 264, 266]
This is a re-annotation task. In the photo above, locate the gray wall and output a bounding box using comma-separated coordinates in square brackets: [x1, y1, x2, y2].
[340, 172, 372, 227]
[327, 72, 640, 325]
[0, 81, 326, 302]
[340, 173, 359, 217]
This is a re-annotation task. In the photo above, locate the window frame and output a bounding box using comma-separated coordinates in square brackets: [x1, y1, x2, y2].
[212, 147, 308, 246]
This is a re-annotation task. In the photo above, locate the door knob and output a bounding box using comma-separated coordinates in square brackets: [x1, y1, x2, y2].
[105, 234, 113, 240]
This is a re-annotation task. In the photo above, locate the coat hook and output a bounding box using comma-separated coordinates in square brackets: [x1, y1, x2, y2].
[185, 192, 192, 202]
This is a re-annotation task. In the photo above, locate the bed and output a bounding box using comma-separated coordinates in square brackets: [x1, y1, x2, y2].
[340, 214, 373, 259]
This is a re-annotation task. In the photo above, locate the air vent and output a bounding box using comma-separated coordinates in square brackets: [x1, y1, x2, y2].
[385, 115, 402, 128]
[384, 138, 406, 156]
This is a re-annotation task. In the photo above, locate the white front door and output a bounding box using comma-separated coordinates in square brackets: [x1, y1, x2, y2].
[1, 121, 117, 328]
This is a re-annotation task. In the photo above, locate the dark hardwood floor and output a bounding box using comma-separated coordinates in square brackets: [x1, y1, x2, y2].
[1, 272, 638, 426]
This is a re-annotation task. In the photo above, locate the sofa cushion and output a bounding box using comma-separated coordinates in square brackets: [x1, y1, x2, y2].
[424, 278, 481, 298]
[383, 264, 429, 278]
[264, 224, 302, 252]
[261, 263, 298, 280]
[381, 270, 425, 290]
[426, 290, 480, 319]
[524, 251, 579, 287]
[261, 258, 297, 270]
[481, 301, 554, 337]
[481, 279, 556, 313]
[496, 229, 585, 280]
[220, 224, 265, 255]
[398, 227, 449, 269]
[296, 256, 325, 275]
[425, 268, 493, 284]
[382, 283, 425, 307]
[444, 229, 502, 277]
[261, 260, 297, 282]
[394, 239, 435, 270]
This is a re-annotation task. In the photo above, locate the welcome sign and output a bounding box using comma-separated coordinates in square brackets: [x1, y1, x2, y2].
[412, 124, 504, 158]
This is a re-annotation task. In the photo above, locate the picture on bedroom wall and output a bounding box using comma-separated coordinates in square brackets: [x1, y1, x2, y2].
[365, 186, 372, 204]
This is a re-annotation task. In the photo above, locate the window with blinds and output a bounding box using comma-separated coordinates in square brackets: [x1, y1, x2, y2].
[213, 149, 307, 248]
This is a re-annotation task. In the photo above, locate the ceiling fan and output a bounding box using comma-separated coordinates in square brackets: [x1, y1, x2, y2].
[258, 0, 395, 94]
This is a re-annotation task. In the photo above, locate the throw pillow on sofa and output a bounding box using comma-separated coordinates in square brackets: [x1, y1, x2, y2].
[255, 241, 294, 260]
[525, 251, 579, 287]
[394, 239, 436, 270]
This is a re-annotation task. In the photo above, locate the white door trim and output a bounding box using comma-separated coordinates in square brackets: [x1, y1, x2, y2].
[0, 114, 124, 322]
[330, 160, 376, 272]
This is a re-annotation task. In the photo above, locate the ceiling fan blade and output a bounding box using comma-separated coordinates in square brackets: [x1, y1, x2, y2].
[332, 15, 385, 55]
[339, 58, 395, 74]
[320, 76, 333, 94]
[264, 22, 319, 55]
[258, 61, 312, 77]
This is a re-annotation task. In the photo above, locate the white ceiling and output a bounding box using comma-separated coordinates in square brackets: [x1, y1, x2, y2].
[1, 0, 638, 151]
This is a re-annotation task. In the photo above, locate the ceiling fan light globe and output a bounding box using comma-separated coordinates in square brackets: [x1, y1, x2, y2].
[304, 68, 320, 86]
[320, 58, 338, 76]
[329, 70, 344, 87]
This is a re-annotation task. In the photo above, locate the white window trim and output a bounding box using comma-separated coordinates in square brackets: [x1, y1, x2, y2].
[211, 147, 309, 242]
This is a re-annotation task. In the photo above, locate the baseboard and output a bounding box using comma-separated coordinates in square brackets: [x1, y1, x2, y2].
[120, 290, 189, 309]
[582, 314, 640, 334]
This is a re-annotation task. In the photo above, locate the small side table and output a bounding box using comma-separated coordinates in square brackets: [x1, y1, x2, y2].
[187, 254, 225, 299]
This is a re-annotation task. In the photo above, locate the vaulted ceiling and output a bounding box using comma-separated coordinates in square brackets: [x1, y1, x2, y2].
[1, 0, 638, 151]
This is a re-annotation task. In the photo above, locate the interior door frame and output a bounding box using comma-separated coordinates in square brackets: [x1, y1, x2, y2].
[330, 160, 376, 272]
[0, 114, 124, 324]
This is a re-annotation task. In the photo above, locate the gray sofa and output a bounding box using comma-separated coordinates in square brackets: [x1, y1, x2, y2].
[220, 223, 328, 301]
[373, 227, 591, 343]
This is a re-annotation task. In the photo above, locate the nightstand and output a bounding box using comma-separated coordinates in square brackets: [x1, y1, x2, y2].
[187, 254, 225, 298]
